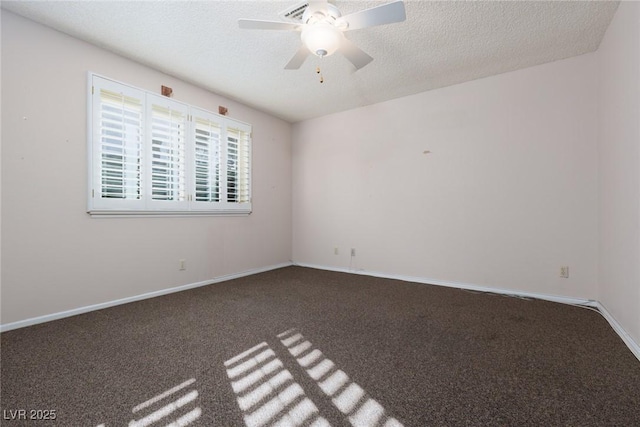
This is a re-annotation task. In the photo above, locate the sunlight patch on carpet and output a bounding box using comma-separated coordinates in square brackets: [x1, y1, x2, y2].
[225, 341, 328, 427]
[126, 378, 201, 427]
[279, 328, 404, 427]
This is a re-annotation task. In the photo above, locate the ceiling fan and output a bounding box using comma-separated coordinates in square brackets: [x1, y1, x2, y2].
[238, 0, 407, 70]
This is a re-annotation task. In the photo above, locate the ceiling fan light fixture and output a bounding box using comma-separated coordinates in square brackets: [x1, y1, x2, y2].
[239, 1, 407, 70]
[301, 23, 342, 57]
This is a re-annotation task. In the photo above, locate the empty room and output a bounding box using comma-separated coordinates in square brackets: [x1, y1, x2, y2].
[1, 1, 639, 426]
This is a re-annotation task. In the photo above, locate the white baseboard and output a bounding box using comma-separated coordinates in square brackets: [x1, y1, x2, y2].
[0, 262, 293, 333]
[294, 262, 595, 305]
[4, 261, 639, 362]
[294, 262, 640, 362]
[594, 302, 640, 361]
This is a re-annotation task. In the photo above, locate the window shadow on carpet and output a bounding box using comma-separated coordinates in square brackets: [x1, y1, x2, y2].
[224, 328, 403, 427]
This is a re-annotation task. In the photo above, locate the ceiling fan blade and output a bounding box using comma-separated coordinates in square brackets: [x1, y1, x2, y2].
[339, 0, 406, 31]
[238, 19, 300, 31]
[338, 38, 373, 70]
[285, 45, 310, 69]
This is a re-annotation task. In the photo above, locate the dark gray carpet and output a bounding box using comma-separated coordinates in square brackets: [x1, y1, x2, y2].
[1, 266, 639, 426]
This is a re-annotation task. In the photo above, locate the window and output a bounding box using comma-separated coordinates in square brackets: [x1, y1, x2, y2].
[88, 74, 251, 215]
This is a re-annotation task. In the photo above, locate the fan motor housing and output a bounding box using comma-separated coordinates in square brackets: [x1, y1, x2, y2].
[302, 3, 342, 25]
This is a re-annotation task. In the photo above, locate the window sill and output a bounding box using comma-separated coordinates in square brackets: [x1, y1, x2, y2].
[87, 210, 251, 218]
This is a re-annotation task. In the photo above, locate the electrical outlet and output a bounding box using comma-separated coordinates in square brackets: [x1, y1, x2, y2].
[351, 248, 356, 257]
[560, 266, 569, 278]
[179, 259, 186, 271]
[334, 247, 339, 255]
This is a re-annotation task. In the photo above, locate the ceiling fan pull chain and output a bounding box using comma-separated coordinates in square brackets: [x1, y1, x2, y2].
[317, 60, 324, 83]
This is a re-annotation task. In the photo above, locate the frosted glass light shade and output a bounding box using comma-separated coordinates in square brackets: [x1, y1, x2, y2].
[301, 23, 342, 57]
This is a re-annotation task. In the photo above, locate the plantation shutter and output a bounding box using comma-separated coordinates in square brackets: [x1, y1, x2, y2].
[225, 121, 251, 208]
[88, 73, 252, 215]
[91, 76, 145, 210]
[147, 95, 188, 210]
[191, 108, 222, 208]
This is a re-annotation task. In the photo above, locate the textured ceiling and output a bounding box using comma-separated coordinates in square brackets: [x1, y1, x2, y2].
[2, 1, 619, 123]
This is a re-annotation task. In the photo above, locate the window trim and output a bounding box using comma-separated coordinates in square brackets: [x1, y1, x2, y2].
[87, 73, 252, 216]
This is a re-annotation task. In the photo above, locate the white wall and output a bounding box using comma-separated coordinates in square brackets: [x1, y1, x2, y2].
[1, 12, 292, 325]
[597, 1, 640, 346]
[293, 53, 600, 300]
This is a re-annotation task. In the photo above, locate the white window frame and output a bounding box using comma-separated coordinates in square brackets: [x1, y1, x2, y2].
[87, 73, 252, 216]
